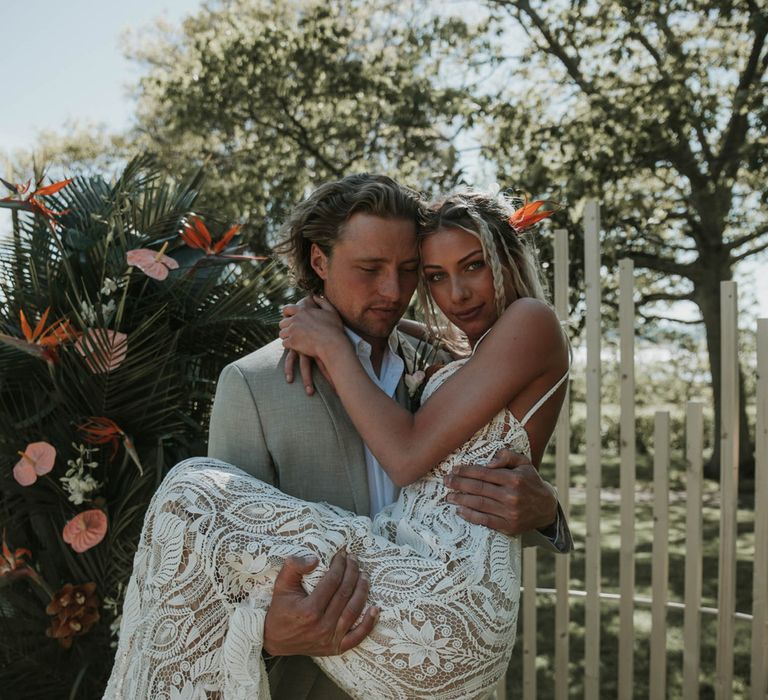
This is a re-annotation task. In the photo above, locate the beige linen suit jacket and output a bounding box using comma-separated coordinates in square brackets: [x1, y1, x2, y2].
[207, 335, 570, 699]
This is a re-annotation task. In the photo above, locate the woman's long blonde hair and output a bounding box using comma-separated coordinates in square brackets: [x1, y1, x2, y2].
[418, 190, 550, 351]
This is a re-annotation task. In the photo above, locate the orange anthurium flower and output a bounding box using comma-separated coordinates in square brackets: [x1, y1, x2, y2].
[62, 509, 108, 553]
[0, 176, 72, 221]
[508, 199, 559, 233]
[77, 417, 143, 475]
[0, 307, 77, 363]
[13, 441, 56, 486]
[75, 329, 128, 373]
[127, 242, 179, 281]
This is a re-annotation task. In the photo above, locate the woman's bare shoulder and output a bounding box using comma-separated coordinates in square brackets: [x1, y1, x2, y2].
[492, 298, 565, 347]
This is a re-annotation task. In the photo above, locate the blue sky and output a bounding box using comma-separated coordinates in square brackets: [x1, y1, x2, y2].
[2, 0, 203, 154]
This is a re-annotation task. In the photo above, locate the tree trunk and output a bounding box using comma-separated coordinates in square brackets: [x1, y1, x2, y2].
[693, 267, 754, 481]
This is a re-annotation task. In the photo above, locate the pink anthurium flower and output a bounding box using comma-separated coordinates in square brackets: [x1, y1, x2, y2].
[127, 242, 179, 281]
[75, 329, 128, 373]
[62, 509, 108, 553]
[13, 441, 56, 486]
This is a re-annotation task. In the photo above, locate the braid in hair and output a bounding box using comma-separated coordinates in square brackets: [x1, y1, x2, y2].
[421, 190, 552, 346]
[464, 207, 508, 318]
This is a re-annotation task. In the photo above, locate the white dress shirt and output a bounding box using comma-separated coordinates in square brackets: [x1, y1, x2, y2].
[344, 327, 404, 516]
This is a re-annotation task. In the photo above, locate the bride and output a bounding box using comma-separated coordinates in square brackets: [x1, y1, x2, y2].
[105, 191, 569, 699]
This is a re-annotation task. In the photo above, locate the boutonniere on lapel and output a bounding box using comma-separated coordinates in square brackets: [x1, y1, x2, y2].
[402, 337, 444, 412]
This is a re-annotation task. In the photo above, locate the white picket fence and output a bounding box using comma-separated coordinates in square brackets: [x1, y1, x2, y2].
[500, 200, 768, 699]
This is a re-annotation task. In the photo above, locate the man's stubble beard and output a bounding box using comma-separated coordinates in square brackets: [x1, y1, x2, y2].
[343, 310, 401, 345]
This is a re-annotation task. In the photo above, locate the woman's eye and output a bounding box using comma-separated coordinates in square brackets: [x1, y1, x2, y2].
[426, 272, 444, 283]
[467, 260, 485, 271]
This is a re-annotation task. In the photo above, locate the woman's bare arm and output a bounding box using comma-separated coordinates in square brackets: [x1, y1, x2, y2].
[280, 297, 567, 486]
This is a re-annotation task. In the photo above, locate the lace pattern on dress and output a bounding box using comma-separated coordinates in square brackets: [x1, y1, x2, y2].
[105, 361, 524, 699]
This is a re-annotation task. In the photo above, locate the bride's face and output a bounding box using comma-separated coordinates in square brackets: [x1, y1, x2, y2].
[421, 226, 512, 345]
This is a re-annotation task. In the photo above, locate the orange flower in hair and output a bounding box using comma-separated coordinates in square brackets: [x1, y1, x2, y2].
[509, 199, 559, 233]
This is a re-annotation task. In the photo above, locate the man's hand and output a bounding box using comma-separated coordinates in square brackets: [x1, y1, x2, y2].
[443, 448, 557, 535]
[263, 550, 379, 657]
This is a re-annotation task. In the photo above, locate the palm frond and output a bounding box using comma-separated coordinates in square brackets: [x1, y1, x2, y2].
[0, 156, 288, 693]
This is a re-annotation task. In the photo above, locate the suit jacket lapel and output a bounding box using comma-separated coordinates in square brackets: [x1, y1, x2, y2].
[313, 374, 371, 516]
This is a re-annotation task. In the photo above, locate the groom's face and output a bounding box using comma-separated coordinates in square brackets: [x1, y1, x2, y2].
[310, 213, 419, 343]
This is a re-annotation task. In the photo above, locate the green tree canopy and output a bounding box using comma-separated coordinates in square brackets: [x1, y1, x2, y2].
[128, 0, 489, 247]
[482, 0, 767, 474]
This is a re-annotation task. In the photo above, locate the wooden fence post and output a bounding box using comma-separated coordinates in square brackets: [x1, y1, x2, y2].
[584, 199, 602, 699]
[618, 258, 636, 700]
[716, 281, 739, 700]
[522, 547, 537, 700]
[554, 229, 571, 700]
[752, 318, 768, 700]
[650, 412, 670, 699]
[683, 402, 704, 700]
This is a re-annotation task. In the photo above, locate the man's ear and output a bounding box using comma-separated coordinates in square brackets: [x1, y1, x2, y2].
[309, 243, 329, 281]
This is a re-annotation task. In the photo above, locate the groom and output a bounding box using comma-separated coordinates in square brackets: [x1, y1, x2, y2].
[208, 173, 571, 699]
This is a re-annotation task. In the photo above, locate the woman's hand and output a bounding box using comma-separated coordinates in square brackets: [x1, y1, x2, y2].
[279, 295, 346, 371]
[282, 296, 333, 395]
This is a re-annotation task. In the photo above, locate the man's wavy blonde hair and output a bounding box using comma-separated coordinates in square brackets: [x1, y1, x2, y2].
[273, 173, 426, 293]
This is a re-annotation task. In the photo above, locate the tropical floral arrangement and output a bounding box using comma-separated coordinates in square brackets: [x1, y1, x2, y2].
[0, 156, 289, 698]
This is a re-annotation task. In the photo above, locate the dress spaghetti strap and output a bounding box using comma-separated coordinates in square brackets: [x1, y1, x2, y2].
[471, 327, 493, 355]
[470, 319, 570, 426]
[521, 332, 572, 426]
[520, 369, 569, 426]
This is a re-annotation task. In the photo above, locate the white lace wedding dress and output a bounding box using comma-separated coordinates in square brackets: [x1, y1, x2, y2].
[105, 359, 531, 699]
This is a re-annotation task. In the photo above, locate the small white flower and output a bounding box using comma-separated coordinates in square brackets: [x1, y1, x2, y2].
[79, 300, 98, 325]
[101, 277, 118, 295]
[386, 618, 452, 668]
[60, 444, 101, 504]
[101, 299, 116, 317]
[60, 473, 100, 505]
[404, 370, 426, 397]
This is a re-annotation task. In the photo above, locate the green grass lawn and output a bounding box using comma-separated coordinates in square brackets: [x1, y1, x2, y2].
[504, 453, 757, 699]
